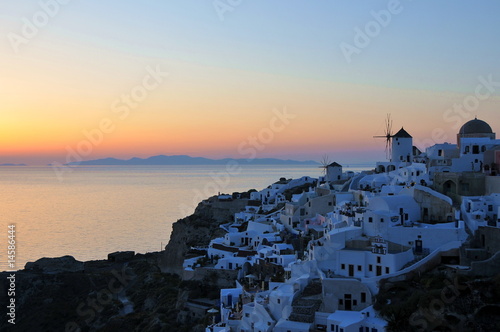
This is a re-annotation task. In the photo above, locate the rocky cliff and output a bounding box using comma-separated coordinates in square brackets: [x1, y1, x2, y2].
[162, 196, 249, 275]
[0, 195, 249, 331]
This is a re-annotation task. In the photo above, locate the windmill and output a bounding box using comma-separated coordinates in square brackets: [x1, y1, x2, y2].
[373, 113, 394, 160]
[318, 154, 331, 175]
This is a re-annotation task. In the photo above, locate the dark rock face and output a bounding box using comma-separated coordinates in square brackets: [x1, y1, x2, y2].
[375, 268, 500, 332]
[162, 196, 248, 275]
[24, 255, 85, 273]
[108, 251, 135, 263]
[1, 254, 184, 332]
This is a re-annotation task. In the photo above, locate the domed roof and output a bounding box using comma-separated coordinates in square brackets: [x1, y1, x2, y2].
[459, 118, 493, 135]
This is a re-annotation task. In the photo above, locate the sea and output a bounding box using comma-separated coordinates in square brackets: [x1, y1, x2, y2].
[0, 164, 373, 271]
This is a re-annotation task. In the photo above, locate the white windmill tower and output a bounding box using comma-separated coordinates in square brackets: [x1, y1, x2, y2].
[319, 155, 342, 183]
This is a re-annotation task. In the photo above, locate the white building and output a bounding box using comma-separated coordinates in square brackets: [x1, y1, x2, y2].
[392, 127, 413, 163]
[461, 193, 500, 232]
[336, 237, 414, 278]
[326, 306, 387, 332]
[326, 162, 343, 183]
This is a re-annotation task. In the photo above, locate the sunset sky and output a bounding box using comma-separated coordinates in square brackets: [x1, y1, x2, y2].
[1, 1, 500, 165]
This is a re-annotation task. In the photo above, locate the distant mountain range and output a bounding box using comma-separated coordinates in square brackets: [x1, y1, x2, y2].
[0, 163, 27, 166]
[65, 155, 319, 166]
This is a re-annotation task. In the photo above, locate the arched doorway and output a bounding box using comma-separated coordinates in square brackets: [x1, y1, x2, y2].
[443, 180, 457, 195]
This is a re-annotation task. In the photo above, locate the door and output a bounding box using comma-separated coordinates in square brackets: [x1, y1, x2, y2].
[348, 264, 354, 277]
[415, 240, 423, 254]
[376, 265, 382, 276]
[344, 294, 352, 311]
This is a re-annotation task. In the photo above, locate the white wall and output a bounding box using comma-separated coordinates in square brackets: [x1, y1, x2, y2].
[386, 221, 467, 252]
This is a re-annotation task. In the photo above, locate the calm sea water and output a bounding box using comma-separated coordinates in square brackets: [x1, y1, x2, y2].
[0, 164, 372, 271]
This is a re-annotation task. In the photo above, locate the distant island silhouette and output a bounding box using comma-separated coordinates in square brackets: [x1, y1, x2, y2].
[65, 155, 319, 166]
[0, 163, 27, 166]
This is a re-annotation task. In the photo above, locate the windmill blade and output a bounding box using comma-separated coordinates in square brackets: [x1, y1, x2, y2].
[386, 113, 393, 137]
[374, 113, 394, 161]
[318, 154, 330, 174]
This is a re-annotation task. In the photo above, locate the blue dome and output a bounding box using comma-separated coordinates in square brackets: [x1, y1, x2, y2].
[459, 118, 493, 135]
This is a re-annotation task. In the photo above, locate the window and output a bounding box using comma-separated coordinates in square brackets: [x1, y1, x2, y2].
[339, 299, 343, 305]
[465, 146, 470, 154]
[473, 145, 480, 154]
[277, 299, 280, 304]
[331, 325, 335, 332]
[361, 292, 366, 303]
[386, 267, 390, 274]
[369, 265, 373, 272]
[341, 264, 345, 270]
[353, 300, 357, 306]
[245, 313, 250, 318]
[357, 265, 362, 271]
[380, 218, 384, 223]
[438, 149, 443, 156]
[488, 205, 493, 212]
[377, 256, 381, 264]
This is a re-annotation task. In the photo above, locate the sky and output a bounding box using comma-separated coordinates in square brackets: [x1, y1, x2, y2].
[1, 1, 500, 165]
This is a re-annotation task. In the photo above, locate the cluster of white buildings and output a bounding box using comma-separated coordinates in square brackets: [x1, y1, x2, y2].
[196, 118, 499, 332]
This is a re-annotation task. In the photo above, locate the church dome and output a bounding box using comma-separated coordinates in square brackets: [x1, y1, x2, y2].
[458, 118, 493, 135]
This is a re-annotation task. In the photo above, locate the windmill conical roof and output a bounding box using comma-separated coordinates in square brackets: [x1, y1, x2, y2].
[393, 127, 412, 138]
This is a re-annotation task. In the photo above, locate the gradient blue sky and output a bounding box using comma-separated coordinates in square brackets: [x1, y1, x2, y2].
[1, 1, 499, 164]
